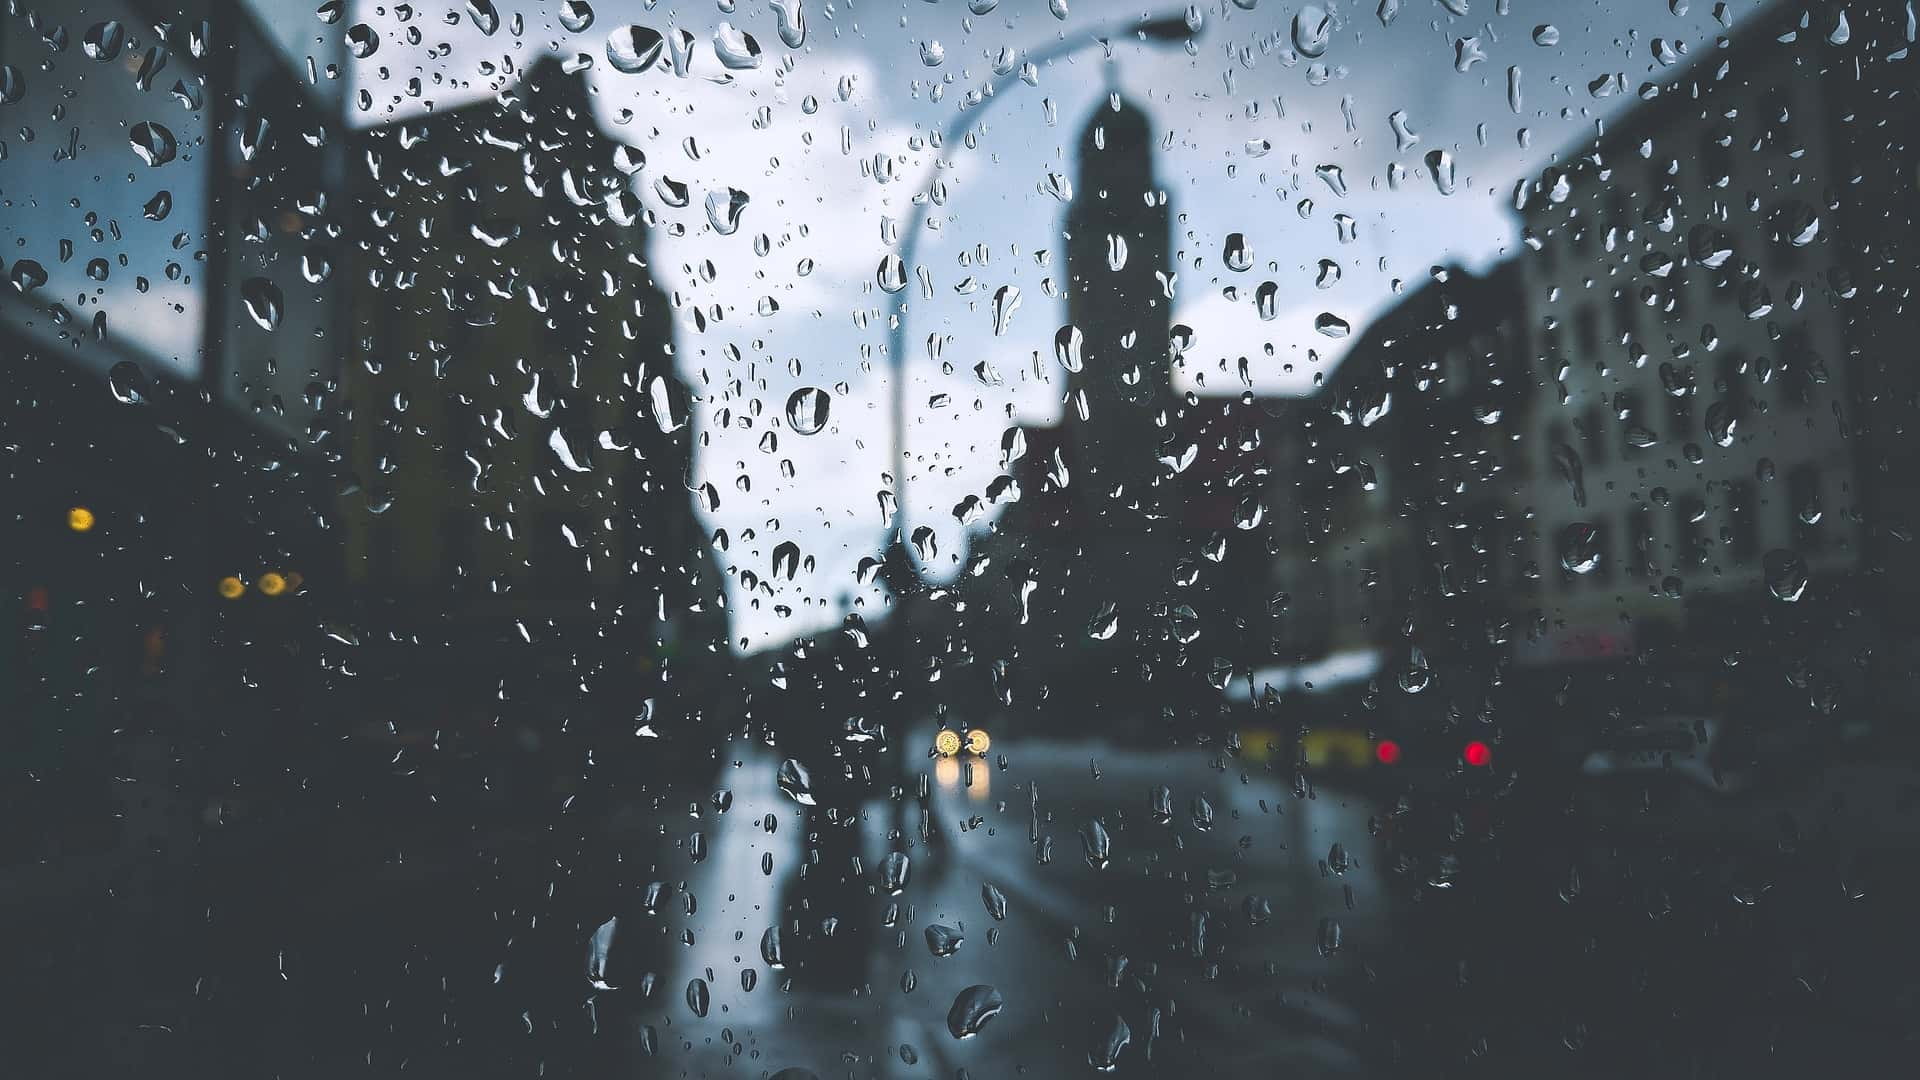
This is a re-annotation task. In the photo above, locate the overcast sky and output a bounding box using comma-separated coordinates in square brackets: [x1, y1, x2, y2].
[309, 0, 1743, 650]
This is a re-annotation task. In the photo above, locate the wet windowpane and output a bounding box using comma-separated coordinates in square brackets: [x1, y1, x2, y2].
[5, 2, 1920, 1076]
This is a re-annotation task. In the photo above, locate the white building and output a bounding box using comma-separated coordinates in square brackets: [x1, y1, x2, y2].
[1509, 2, 1880, 661]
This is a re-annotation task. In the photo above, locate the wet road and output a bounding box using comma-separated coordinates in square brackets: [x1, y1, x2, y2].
[658, 736, 1391, 1078]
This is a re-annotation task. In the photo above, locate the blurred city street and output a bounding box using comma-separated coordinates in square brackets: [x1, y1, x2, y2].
[8, 1, 1920, 1077]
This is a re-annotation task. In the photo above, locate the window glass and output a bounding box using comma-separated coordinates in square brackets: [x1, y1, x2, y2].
[6, 4, 1919, 1077]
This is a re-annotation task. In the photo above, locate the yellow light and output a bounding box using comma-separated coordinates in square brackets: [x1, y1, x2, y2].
[66, 506, 96, 533]
[257, 572, 288, 597]
[216, 576, 246, 600]
[935, 756, 961, 788]
[965, 728, 991, 755]
[934, 729, 962, 757]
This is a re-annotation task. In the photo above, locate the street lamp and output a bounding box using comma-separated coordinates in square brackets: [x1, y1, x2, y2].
[882, 12, 1198, 579]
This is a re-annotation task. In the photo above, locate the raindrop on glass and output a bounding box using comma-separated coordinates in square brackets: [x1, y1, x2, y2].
[607, 26, 665, 73]
[240, 278, 283, 331]
[785, 387, 830, 435]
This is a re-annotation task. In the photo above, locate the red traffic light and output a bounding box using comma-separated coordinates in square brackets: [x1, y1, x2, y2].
[1463, 740, 1492, 768]
[1375, 739, 1402, 765]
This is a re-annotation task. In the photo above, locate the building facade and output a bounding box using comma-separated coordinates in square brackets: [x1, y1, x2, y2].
[1509, 0, 1916, 670]
[335, 58, 731, 749]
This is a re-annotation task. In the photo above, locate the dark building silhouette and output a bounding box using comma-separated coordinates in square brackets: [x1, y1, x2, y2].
[1314, 262, 1538, 665]
[955, 96, 1278, 739]
[337, 57, 730, 744]
[1057, 97, 1178, 523]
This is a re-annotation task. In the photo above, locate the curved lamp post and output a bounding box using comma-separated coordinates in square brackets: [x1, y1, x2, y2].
[882, 12, 1199, 578]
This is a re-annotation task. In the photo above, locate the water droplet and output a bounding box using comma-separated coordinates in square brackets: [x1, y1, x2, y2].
[704, 187, 749, 234]
[240, 278, 283, 331]
[1532, 24, 1560, 46]
[877, 253, 907, 293]
[1453, 36, 1485, 72]
[1106, 233, 1128, 271]
[1705, 401, 1738, 447]
[1079, 818, 1112, 869]
[1425, 148, 1456, 195]
[560, 1, 595, 33]
[946, 984, 1004, 1039]
[1314, 312, 1352, 338]
[1089, 1013, 1131, 1071]
[920, 39, 946, 66]
[108, 360, 149, 405]
[1559, 523, 1601, 575]
[981, 882, 1008, 920]
[1291, 5, 1332, 58]
[772, 540, 802, 580]
[785, 387, 830, 435]
[1087, 602, 1118, 641]
[1388, 110, 1419, 151]
[302, 245, 333, 283]
[714, 23, 763, 69]
[924, 924, 964, 957]
[647, 374, 688, 433]
[1168, 324, 1196, 360]
[1222, 233, 1252, 272]
[465, 0, 500, 36]
[881, 850, 911, 894]
[1398, 647, 1433, 693]
[1149, 785, 1174, 825]
[130, 122, 177, 167]
[1763, 549, 1809, 602]
[345, 24, 379, 59]
[652, 175, 690, 208]
[685, 977, 710, 1018]
[1255, 281, 1279, 320]
[991, 285, 1021, 335]
[9, 259, 48, 293]
[777, 758, 816, 805]
[0, 65, 24, 105]
[607, 25, 665, 73]
[1688, 225, 1734, 268]
[82, 21, 125, 62]
[1318, 917, 1344, 956]
[1781, 202, 1820, 246]
[910, 525, 939, 562]
[143, 190, 172, 221]
[586, 917, 619, 989]
[1054, 324, 1085, 371]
